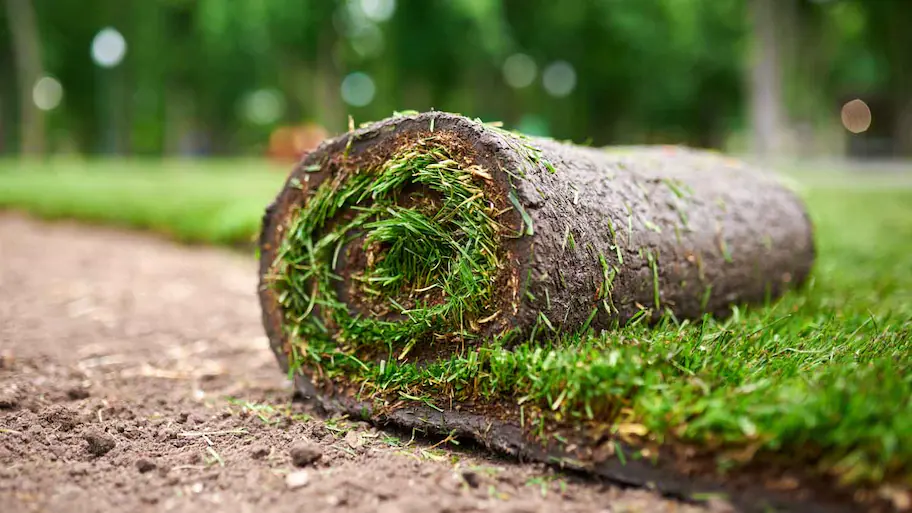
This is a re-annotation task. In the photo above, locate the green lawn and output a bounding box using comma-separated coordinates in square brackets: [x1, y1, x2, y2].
[0, 159, 287, 246]
[1, 159, 910, 493]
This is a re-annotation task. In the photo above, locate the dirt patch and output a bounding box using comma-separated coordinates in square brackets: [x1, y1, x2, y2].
[0, 214, 715, 513]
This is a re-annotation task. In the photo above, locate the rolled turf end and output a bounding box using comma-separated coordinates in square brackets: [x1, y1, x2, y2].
[257, 112, 879, 512]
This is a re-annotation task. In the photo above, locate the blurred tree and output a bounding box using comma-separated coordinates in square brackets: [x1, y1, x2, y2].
[748, 0, 786, 159]
[5, 0, 45, 155]
[0, 6, 9, 153]
[864, 0, 912, 156]
[260, 0, 340, 130]
[0, 0, 905, 157]
[36, 0, 104, 152]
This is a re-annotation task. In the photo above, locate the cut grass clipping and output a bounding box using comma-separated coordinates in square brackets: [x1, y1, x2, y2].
[257, 113, 911, 511]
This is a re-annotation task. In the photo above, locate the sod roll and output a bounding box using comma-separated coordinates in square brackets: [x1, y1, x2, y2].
[258, 112, 818, 510]
[260, 111, 813, 351]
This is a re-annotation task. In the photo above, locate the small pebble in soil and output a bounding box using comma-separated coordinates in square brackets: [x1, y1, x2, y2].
[0, 384, 20, 409]
[66, 386, 91, 400]
[460, 470, 481, 489]
[136, 458, 157, 473]
[83, 431, 116, 456]
[344, 431, 364, 450]
[285, 470, 310, 489]
[289, 442, 322, 467]
[250, 444, 270, 460]
[68, 463, 90, 476]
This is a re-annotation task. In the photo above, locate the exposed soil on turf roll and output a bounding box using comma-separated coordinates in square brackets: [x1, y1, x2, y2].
[258, 112, 825, 511]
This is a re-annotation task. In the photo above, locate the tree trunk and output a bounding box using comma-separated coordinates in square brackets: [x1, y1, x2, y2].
[0, 95, 5, 153]
[5, 0, 45, 156]
[314, 28, 343, 132]
[897, 98, 912, 157]
[887, 5, 912, 156]
[748, 0, 786, 160]
[163, 87, 196, 156]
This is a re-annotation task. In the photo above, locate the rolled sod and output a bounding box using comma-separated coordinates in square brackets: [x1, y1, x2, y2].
[259, 112, 823, 511]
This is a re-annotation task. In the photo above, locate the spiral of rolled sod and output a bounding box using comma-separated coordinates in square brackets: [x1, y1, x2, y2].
[260, 112, 813, 361]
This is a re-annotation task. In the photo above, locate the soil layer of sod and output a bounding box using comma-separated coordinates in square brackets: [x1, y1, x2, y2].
[258, 112, 901, 511]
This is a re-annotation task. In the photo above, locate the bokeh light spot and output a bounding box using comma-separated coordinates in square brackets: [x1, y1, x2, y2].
[841, 99, 871, 134]
[341, 72, 376, 107]
[91, 28, 127, 68]
[542, 61, 577, 98]
[360, 0, 396, 22]
[502, 54, 537, 89]
[32, 76, 63, 111]
[242, 89, 286, 125]
[350, 23, 385, 58]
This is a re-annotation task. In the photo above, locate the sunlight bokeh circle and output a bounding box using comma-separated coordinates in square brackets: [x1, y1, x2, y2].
[32, 76, 64, 111]
[502, 54, 537, 89]
[360, 0, 396, 22]
[91, 27, 127, 68]
[341, 72, 376, 107]
[841, 99, 871, 134]
[242, 89, 286, 125]
[542, 61, 577, 98]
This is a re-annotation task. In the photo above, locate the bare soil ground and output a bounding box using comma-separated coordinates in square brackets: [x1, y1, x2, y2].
[0, 214, 722, 513]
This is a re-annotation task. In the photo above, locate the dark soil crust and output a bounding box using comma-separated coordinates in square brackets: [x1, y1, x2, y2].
[293, 372, 892, 513]
[0, 213, 710, 513]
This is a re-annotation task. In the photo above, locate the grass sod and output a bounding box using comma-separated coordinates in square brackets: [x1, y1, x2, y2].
[314, 232, 908, 491]
[263, 123, 911, 500]
[0, 159, 285, 245]
[2, 156, 911, 496]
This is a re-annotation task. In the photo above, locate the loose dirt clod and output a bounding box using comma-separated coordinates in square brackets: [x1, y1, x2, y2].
[250, 444, 270, 459]
[41, 404, 80, 431]
[135, 458, 156, 473]
[0, 351, 14, 369]
[68, 463, 90, 476]
[461, 471, 481, 489]
[83, 431, 116, 456]
[289, 442, 322, 467]
[0, 385, 20, 409]
[66, 386, 91, 400]
[344, 431, 363, 450]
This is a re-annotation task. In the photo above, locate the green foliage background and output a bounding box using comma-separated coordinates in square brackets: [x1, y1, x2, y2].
[0, 0, 907, 155]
